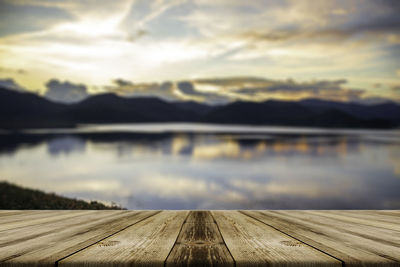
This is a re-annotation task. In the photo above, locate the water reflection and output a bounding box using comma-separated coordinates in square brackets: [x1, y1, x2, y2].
[1, 124, 400, 209]
[47, 136, 86, 156]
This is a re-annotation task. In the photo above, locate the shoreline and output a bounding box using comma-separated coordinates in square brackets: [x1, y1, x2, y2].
[0, 182, 124, 210]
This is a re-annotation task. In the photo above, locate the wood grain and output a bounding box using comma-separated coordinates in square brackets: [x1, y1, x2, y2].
[213, 211, 340, 267]
[0, 211, 123, 245]
[369, 210, 400, 217]
[0, 211, 35, 217]
[243, 210, 400, 267]
[59, 210, 188, 267]
[0, 210, 90, 232]
[1, 210, 399, 266]
[166, 210, 234, 267]
[0, 210, 158, 267]
[0, 210, 58, 225]
[306, 210, 400, 232]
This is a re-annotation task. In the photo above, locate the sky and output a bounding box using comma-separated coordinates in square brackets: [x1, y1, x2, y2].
[0, 0, 399, 104]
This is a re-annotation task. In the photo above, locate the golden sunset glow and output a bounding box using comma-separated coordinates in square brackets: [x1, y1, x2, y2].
[0, 0, 399, 104]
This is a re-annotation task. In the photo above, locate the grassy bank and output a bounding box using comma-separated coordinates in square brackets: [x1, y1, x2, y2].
[0, 181, 123, 210]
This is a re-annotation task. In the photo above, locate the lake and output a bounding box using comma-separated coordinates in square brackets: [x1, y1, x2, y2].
[1, 123, 399, 209]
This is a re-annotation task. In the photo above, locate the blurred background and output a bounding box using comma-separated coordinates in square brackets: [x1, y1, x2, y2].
[1, 0, 399, 209]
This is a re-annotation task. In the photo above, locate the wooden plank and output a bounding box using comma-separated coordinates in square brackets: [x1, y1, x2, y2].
[343, 210, 400, 222]
[343, 210, 400, 221]
[0, 211, 32, 217]
[275, 211, 400, 260]
[166, 210, 234, 267]
[327, 210, 400, 220]
[59, 210, 188, 267]
[243, 210, 400, 267]
[370, 210, 400, 217]
[213, 211, 340, 267]
[0, 211, 123, 245]
[0, 210, 90, 232]
[0, 210, 58, 225]
[306, 210, 400, 232]
[1, 210, 399, 266]
[288, 211, 400, 250]
[0, 210, 159, 267]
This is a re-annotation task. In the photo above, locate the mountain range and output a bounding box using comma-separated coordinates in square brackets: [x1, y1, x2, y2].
[1, 87, 399, 129]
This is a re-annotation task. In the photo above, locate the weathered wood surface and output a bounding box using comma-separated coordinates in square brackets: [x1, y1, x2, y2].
[0, 210, 159, 267]
[59, 211, 187, 267]
[166, 211, 234, 266]
[212, 211, 340, 266]
[242, 210, 400, 267]
[0, 210, 399, 266]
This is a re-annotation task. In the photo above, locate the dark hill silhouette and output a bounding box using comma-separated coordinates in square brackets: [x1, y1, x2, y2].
[69, 93, 196, 123]
[300, 99, 400, 122]
[203, 100, 396, 128]
[0, 87, 398, 129]
[0, 88, 72, 128]
[307, 109, 394, 128]
[174, 101, 215, 115]
[204, 100, 313, 124]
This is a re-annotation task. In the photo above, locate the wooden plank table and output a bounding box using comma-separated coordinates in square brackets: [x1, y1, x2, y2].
[0, 210, 399, 266]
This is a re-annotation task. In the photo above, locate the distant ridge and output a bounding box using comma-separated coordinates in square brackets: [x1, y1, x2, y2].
[1, 87, 399, 129]
[300, 98, 400, 122]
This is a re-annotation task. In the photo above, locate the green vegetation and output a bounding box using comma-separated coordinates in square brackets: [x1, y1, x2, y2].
[0, 181, 123, 210]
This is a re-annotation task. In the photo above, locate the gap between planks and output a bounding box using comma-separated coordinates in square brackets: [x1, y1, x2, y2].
[55, 210, 162, 266]
[239, 210, 345, 267]
[2, 211, 399, 267]
[58, 211, 342, 267]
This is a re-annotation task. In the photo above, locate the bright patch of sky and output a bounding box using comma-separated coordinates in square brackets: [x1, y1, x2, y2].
[0, 0, 399, 103]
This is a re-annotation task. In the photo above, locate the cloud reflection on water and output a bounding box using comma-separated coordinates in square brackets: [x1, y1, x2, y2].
[1, 127, 400, 209]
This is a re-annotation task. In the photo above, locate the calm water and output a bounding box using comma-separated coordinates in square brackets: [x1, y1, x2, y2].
[1, 123, 400, 209]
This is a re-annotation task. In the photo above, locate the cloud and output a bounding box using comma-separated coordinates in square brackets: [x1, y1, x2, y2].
[0, 1, 74, 37]
[0, 78, 26, 92]
[0, 0, 398, 101]
[177, 81, 231, 104]
[5, 0, 132, 20]
[182, 0, 400, 62]
[106, 76, 371, 104]
[236, 79, 348, 93]
[177, 81, 201, 96]
[44, 79, 88, 103]
[120, 0, 185, 41]
[192, 77, 265, 87]
[113, 78, 133, 87]
[106, 79, 178, 101]
[186, 77, 366, 102]
[104, 78, 242, 104]
[235, 27, 376, 46]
